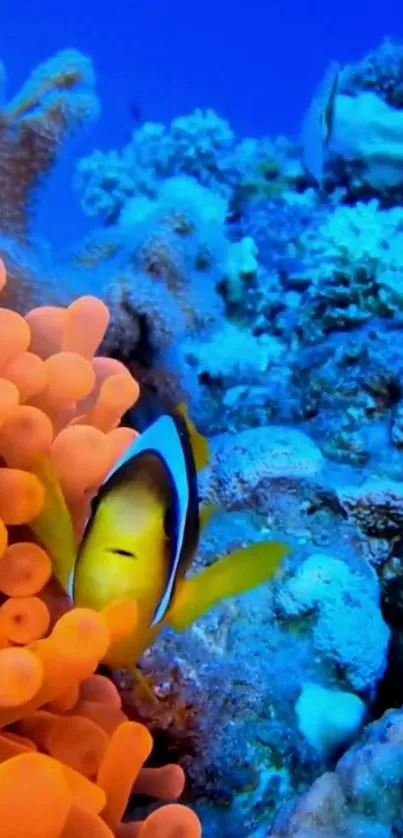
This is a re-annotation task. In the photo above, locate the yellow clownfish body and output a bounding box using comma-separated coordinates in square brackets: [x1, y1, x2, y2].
[31, 405, 290, 669]
[74, 454, 174, 665]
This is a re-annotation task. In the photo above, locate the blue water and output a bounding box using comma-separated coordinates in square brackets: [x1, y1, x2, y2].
[3, 0, 403, 245]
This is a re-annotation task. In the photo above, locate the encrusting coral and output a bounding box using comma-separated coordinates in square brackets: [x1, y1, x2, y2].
[0, 259, 201, 837]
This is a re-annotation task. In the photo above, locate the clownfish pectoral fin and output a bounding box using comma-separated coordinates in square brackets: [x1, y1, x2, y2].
[166, 540, 290, 632]
[199, 502, 218, 532]
[175, 403, 209, 472]
[28, 458, 77, 596]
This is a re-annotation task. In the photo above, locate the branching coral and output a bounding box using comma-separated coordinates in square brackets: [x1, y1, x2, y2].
[297, 200, 403, 338]
[75, 109, 237, 219]
[341, 38, 403, 108]
[75, 108, 299, 222]
[66, 176, 230, 405]
[0, 50, 99, 242]
[0, 49, 100, 317]
[0, 260, 201, 837]
[75, 108, 245, 220]
[116, 176, 228, 337]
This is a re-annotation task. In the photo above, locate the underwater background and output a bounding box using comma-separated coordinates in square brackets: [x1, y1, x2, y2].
[3, 0, 403, 245]
[2, 0, 403, 835]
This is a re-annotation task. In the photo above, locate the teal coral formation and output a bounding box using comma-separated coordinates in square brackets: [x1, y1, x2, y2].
[341, 38, 403, 107]
[66, 175, 233, 402]
[275, 552, 389, 692]
[75, 107, 299, 220]
[296, 199, 403, 335]
[271, 708, 403, 836]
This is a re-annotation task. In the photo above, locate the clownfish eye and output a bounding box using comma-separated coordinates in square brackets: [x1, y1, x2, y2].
[109, 548, 137, 559]
[163, 504, 175, 537]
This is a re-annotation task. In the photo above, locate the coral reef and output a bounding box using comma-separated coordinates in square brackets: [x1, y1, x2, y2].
[271, 707, 403, 837]
[118, 438, 390, 835]
[5, 35, 403, 837]
[342, 38, 403, 107]
[75, 108, 300, 220]
[0, 263, 200, 836]
[199, 425, 324, 509]
[275, 552, 389, 692]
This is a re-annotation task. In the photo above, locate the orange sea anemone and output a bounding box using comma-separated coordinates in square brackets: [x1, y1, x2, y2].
[0, 259, 202, 837]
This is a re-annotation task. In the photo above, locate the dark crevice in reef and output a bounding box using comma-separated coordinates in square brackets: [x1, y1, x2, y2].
[374, 575, 403, 717]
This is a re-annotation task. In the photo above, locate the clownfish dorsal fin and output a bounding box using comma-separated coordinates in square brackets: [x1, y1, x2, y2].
[174, 403, 209, 472]
[199, 503, 217, 532]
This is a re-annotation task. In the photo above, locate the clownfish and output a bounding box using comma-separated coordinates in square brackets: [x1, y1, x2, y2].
[30, 406, 289, 669]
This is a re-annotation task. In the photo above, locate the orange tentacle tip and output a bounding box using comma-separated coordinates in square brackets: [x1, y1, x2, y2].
[50, 607, 111, 664]
[0, 647, 44, 707]
[0, 519, 8, 559]
[138, 804, 202, 838]
[25, 306, 68, 359]
[97, 721, 153, 830]
[62, 296, 110, 360]
[0, 311, 31, 371]
[3, 351, 48, 402]
[43, 352, 96, 405]
[80, 673, 122, 710]
[0, 405, 54, 469]
[0, 596, 51, 644]
[0, 469, 45, 525]
[0, 542, 52, 597]
[134, 764, 186, 801]
[51, 425, 112, 500]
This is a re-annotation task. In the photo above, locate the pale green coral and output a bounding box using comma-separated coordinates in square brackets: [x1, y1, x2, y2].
[302, 200, 403, 277]
[183, 322, 284, 383]
[276, 553, 389, 692]
[299, 200, 403, 327]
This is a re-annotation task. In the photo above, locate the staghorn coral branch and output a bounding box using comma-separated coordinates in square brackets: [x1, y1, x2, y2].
[0, 49, 100, 241]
